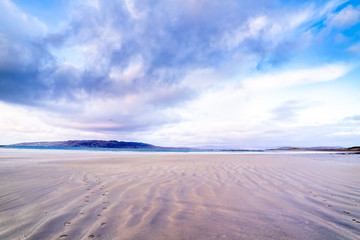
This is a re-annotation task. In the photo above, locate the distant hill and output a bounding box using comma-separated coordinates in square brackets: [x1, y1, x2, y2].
[6, 141, 360, 153]
[348, 146, 360, 151]
[268, 146, 360, 152]
[10, 140, 156, 149]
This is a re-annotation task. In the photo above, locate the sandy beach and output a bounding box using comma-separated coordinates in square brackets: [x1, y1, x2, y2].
[0, 149, 359, 240]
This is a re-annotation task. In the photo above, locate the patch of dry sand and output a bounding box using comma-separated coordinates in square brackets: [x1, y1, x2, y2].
[0, 149, 359, 239]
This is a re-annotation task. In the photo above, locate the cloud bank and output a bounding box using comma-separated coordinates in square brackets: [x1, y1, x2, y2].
[0, 0, 359, 147]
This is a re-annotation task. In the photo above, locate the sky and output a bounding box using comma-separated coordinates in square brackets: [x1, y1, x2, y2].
[0, 0, 359, 148]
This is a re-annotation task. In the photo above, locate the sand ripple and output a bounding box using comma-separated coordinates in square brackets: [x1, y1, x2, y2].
[0, 151, 359, 239]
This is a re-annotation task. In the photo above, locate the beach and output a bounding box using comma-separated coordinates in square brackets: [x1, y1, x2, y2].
[0, 149, 359, 240]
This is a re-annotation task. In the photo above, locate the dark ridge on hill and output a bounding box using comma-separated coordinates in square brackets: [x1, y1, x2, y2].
[268, 146, 360, 152]
[348, 146, 360, 151]
[10, 140, 156, 149]
[269, 146, 344, 150]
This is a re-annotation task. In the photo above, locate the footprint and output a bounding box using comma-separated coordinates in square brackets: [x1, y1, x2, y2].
[59, 234, 68, 239]
[64, 222, 71, 226]
[101, 222, 106, 227]
[97, 214, 102, 217]
[352, 219, 360, 223]
[103, 207, 107, 210]
[343, 210, 351, 214]
[88, 234, 95, 238]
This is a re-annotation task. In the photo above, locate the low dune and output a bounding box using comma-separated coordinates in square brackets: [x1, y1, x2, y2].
[0, 149, 359, 239]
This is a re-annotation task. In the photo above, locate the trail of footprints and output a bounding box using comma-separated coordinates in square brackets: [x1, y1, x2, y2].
[307, 189, 360, 224]
[58, 173, 110, 239]
[57, 172, 359, 239]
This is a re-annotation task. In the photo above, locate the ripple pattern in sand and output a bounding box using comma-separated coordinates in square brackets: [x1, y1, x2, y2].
[0, 152, 359, 240]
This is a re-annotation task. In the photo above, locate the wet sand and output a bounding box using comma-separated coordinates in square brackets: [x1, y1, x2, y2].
[0, 149, 359, 240]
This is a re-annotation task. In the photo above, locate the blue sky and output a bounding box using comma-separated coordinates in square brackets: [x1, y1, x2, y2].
[0, 0, 359, 148]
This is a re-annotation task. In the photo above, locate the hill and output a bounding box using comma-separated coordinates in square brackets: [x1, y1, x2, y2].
[11, 140, 155, 149]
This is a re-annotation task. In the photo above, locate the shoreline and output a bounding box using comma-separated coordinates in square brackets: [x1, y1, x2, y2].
[1, 145, 359, 154]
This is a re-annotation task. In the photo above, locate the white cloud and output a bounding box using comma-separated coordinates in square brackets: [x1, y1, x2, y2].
[287, 8, 314, 29]
[0, 0, 47, 38]
[0, 102, 110, 144]
[180, 68, 218, 90]
[215, 6, 323, 73]
[248, 16, 268, 36]
[319, 0, 349, 16]
[241, 63, 350, 92]
[146, 62, 356, 148]
[110, 55, 145, 85]
[86, 0, 100, 10]
[124, 0, 147, 19]
[326, 5, 360, 28]
[224, 16, 268, 49]
[346, 42, 360, 54]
